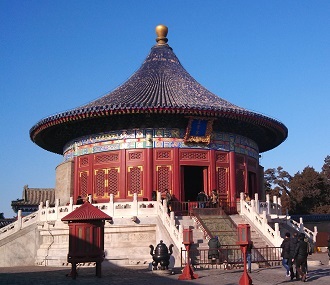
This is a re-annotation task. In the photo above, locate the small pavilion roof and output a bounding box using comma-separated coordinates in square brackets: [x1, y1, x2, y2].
[30, 25, 288, 154]
[61, 202, 112, 222]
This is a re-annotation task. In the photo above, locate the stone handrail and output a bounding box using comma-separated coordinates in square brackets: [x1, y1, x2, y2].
[240, 192, 318, 247]
[156, 193, 184, 251]
[0, 210, 38, 240]
[252, 193, 282, 216]
[240, 193, 282, 247]
[1, 192, 184, 252]
[191, 216, 211, 241]
[286, 217, 317, 243]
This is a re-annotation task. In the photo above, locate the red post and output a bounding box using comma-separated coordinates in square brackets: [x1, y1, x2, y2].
[178, 229, 198, 280]
[239, 245, 252, 285]
[237, 224, 252, 285]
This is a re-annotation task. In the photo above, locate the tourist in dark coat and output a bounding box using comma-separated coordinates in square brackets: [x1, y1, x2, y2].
[280, 232, 291, 277]
[208, 236, 221, 261]
[293, 233, 308, 282]
[76, 195, 84, 205]
[197, 191, 208, 208]
[289, 232, 298, 280]
[247, 241, 253, 273]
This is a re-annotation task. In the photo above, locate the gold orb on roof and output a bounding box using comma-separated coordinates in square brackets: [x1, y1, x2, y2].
[155, 24, 168, 45]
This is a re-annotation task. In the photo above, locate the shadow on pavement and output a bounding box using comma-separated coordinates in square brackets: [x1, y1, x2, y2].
[307, 268, 330, 282]
[0, 262, 202, 285]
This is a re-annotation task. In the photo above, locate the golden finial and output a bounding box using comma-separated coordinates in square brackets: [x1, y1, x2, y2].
[155, 24, 168, 45]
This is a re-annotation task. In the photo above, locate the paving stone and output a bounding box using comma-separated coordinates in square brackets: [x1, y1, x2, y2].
[0, 253, 329, 285]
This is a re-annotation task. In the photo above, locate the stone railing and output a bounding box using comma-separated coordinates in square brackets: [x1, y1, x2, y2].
[0, 210, 38, 240]
[38, 194, 159, 222]
[191, 216, 211, 241]
[156, 194, 184, 251]
[240, 192, 318, 247]
[286, 217, 317, 243]
[240, 192, 282, 247]
[249, 193, 282, 216]
[1, 192, 185, 252]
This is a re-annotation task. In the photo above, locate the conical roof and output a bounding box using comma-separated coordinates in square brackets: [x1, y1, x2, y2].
[81, 43, 243, 112]
[30, 25, 287, 154]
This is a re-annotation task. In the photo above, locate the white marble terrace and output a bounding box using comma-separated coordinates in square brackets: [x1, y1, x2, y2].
[0, 192, 317, 257]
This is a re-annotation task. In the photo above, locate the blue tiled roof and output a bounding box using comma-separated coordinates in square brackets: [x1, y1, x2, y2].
[30, 28, 288, 155]
[81, 45, 244, 112]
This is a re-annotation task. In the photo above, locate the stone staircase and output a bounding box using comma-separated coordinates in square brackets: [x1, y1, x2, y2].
[229, 214, 273, 248]
[174, 215, 207, 248]
[174, 210, 281, 268]
[230, 214, 281, 267]
[175, 211, 240, 249]
[197, 214, 237, 246]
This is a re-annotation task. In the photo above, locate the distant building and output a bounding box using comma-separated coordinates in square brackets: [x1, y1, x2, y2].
[11, 185, 55, 216]
[0, 213, 16, 228]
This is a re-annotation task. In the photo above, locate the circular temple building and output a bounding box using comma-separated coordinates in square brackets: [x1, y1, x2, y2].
[30, 25, 288, 212]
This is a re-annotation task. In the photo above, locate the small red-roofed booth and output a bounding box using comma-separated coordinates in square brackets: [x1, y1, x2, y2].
[61, 202, 112, 279]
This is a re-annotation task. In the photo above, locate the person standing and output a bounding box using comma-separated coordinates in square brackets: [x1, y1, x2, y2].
[164, 189, 172, 213]
[197, 191, 207, 208]
[293, 233, 308, 282]
[210, 189, 218, 208]
[280, 232, 291, 277]
[289, 232, 298, 280]
[208, 236, 221, 263]
[76, 195, 84, 205]
[151, 190, 157, 201]
[246, 241, 253, 273]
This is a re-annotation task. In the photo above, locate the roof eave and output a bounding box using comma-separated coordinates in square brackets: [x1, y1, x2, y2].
[30, 106, 287, 154]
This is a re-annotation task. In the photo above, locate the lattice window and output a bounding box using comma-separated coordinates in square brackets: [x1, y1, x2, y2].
[216, 153, 228, 163]
[236, 156, 244, 165]
[95, 154, 119, 164]
[95, 169, 106, 197]
[128, 166, 142, 194]
[180, 152, 207, 160]
[157, 151, 171, 160]
[236, 169, 245, 197]
[108, 168, 119, 195]
[80, 157, 89, 166]
[129, 152, 142, 160]
[79, 171, 88, 197]
[217, 167, 227, 194]
[157, 166, 170, 192]
[248, 159, 256, 168]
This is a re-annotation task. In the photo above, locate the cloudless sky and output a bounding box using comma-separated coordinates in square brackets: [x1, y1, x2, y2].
[1, 1, 329, 218]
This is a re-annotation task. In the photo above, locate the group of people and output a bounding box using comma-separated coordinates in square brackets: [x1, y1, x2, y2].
[196, 189, 219, 208]
[280, 232, 312, 282]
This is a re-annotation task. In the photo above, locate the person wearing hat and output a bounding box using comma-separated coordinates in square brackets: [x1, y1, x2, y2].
[293, 233, 308, 282]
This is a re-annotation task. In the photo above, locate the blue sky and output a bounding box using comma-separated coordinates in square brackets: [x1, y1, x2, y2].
[1, 1, 329, 217]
